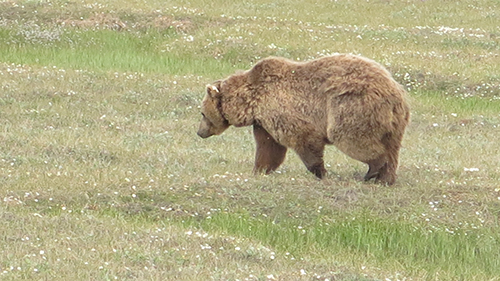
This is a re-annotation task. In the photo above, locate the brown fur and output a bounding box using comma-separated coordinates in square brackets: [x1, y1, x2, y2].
[252, 124, 287, 174]
[197, 54, 410, 185]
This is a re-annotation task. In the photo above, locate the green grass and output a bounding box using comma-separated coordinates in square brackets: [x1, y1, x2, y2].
[415, 91, 500, 116]
[2, 0, 500, 280]
[190, 212, 500, 278]
[0, 28, 238, 75]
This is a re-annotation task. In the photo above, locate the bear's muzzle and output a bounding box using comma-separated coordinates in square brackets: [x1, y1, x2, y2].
[197, 129, 213, 138]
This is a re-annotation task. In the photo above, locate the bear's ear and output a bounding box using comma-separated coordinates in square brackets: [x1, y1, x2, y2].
[206, 82, 221, 99]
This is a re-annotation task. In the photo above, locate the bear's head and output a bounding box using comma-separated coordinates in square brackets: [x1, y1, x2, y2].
[197, 81, 230, 138]
[197, 72, 252, 138]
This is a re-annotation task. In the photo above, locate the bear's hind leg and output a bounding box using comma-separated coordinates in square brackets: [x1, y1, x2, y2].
[253, 124, 287, 174]
[374, 152, 398, 185]
[295, 142, 327, 179]
[374, 133, 402, 185]
[364, 155, 387, 181]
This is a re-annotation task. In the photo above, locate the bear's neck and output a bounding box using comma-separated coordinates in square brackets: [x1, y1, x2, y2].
[222, 99, 256, 128]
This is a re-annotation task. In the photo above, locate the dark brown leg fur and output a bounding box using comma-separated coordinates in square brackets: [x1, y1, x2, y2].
[253, 124, 287, 174]
[295, 142, 327, 179]
[375, 151, 398, 185]
[364, 155, 387, 181]
[373, 132, 402, 185]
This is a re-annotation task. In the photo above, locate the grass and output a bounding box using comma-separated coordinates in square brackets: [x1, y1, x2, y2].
[0, 28, 235, 75]
[2, 0, 500, 280]
[192, 212, 500, 276]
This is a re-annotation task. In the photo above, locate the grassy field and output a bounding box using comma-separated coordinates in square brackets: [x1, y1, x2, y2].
[1, 0, 500, 280]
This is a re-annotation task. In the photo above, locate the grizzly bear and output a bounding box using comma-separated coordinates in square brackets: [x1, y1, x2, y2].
[197, 54, 410, 185]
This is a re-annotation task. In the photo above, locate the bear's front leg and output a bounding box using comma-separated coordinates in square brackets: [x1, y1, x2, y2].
[253, 124, 287, 174]
[295, 142, 327, 179]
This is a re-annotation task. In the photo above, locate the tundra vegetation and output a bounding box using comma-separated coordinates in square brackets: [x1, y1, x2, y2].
[1, 0, 500, 280]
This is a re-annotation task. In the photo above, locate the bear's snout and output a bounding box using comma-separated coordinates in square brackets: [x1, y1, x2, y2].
[197, 116, 218, 138]
[197, 129, 213, 138]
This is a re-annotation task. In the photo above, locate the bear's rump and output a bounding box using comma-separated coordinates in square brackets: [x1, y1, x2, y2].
[326, 94, 395, 162]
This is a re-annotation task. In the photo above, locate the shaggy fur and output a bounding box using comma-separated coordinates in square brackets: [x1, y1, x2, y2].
[197, 54, 410, 185]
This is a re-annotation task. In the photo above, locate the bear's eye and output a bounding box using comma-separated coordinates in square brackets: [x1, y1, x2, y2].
[201, 113, 206, 118]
